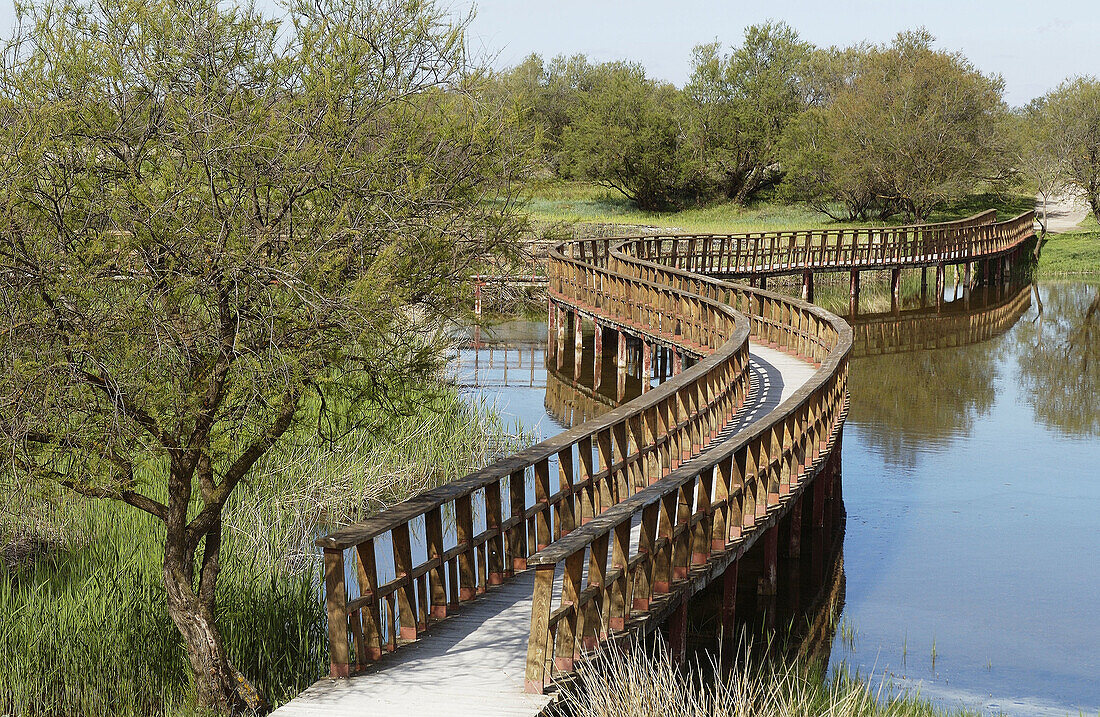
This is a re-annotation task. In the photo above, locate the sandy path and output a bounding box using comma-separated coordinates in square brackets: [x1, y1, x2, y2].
[1037, 193, 1090, 233]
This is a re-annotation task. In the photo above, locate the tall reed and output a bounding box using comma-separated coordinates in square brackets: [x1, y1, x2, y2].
[0, 383, 527, 715]
[557, 638, 982, 717]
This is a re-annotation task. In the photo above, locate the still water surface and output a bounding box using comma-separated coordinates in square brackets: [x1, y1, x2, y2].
[452, 281, 1100, 716]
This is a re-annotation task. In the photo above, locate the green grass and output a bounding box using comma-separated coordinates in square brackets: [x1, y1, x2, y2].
[1037, 231, 1100, 275]
[523, 180, 849, 233]
[523, 180, 1036, 234]
[0, 383, 528, 716]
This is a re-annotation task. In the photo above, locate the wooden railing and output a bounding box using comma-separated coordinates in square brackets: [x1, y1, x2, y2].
[627, 210, 1035, 275]
[521, 238, 852, 693]
[315, 240, 754, 676]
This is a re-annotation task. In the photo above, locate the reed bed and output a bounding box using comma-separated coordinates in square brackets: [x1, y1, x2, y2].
[0, 384, 528, 716]
[557, 638, 982, 717]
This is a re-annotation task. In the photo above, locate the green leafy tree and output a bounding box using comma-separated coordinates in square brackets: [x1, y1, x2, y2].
[491, 53, 595, 173]
[781, 30, 1011, 222]
[685, 22, 813, 204]
[0, 0, 524, 711]
[559, 62, 699, 210]
[1030, 77, 1100, 226]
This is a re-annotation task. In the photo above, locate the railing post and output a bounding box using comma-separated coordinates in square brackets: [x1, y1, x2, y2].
[323, 547, 350, 678]
[524, 564, 557, 694]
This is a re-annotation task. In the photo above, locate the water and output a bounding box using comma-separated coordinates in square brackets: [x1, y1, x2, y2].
[454, 280, 1100, 716]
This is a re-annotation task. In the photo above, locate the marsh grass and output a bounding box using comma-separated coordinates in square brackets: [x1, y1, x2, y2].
[557, 638, 983, 717]
[0, 382, 528, 715]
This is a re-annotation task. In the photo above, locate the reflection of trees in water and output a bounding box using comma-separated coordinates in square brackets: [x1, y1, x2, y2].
[1015, 283, 1100, 437]
[849, 338, 1002, 469]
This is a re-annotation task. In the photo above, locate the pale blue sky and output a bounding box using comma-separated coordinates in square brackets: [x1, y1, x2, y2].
[456, 0, 1097, 107]
[0, 0, 1092, 106]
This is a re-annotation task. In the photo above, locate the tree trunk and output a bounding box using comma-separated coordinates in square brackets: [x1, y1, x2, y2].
[164, 524, 267, 715]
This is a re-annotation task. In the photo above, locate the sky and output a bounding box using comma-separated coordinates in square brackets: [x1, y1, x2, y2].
[0, 0, 1092, 107]
[454, 0, 1098, 107]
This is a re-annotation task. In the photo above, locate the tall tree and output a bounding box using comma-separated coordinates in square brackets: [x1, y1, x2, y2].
[559, 62, 699, 210]
[0, 0, 524, 712]
[781, 30, 1011, 222]
[685, 22, 813, 204]
[1030, 77, 1100, 226]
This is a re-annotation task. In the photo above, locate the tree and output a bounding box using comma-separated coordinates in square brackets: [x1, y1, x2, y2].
[685, 22, 813, 204]
[1012, 103, 1068, 240]
[781, 30, 1011, 222]
[559, 63, 700, 210]
[491, 53, 595, 174]
[0, 0, 524, 712]
[1030, 77, 1100, 226]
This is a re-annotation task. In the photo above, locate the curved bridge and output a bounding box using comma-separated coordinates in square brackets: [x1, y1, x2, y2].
[276, 210, 1035, 716]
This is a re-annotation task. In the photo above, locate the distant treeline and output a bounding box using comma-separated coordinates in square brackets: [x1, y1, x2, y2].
[487, 24, 1100, 226]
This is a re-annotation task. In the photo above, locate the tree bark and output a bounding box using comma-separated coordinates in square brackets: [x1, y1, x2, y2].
[164, 520, 268, 715]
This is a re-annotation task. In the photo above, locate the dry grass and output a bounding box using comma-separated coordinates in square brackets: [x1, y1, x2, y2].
[557, 638, 982, 717]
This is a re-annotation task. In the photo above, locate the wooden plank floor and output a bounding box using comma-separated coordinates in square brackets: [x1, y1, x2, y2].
[273, 342, 816, 717]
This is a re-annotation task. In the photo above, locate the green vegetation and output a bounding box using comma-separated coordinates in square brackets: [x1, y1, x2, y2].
[523, 180, 1035, 234]
[497, 27, 1020, 222]
[1026, 77, 1100, 226]
[1038, 232, 1100, 275]
[0, 386, 526, 715]
[558, 638, 983, 717]
[0, 0, 525, 711]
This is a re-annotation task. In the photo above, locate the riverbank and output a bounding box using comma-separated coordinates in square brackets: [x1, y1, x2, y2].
[0, 384, 526, 715]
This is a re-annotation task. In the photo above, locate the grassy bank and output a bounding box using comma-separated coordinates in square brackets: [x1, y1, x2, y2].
[558, 638, 983, 717]
[1037, 209, 1100, 275]
[525, 181, 1035, 234]
[0, 384, 526, 716]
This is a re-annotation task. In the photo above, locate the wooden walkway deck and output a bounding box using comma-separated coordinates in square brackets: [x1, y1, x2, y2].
[274, 343, 816, 717]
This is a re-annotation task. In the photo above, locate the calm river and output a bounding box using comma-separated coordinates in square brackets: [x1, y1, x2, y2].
[452, 279, 1100, 716]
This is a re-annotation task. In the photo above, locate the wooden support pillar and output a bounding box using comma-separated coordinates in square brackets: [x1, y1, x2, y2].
[890, 267, 901, 311]
[721, 560, 739, 649]
[801, 270, 814, 303]
[759, 524, 778, 597]
[546, 301, 557, 364]
[920, 266, 928, 306]
[672, 349, 683, 376]
[573, 310, 583, 382]
[935, 263, 945, 308]
[641, 341, 652, 393]
[669, 596, 689, 665]
[848, 269, 860, 316]
[758, 275, 767, 291]
[593, 322, 603, 390]
[324, 548, 351, 678]
[617, 330, 627, 402]
[787, 493, 803, 558]
[556, 305, 566, 370]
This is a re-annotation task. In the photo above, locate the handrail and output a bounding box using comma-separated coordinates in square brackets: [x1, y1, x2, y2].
[616, 210, 1035, 276]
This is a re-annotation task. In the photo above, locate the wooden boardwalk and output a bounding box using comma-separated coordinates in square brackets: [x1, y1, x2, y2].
[274, 344, 816, 717]
[284, 210, 1032, 717]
